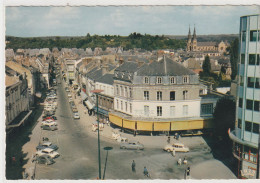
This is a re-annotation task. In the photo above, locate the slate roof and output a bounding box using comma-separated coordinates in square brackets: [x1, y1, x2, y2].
[136, 57, 195, 76]
[197, 42, 218, 47]
[96, 73, 114, 85]
[86, 64, 116, 80]
[115, 61, 141, 73]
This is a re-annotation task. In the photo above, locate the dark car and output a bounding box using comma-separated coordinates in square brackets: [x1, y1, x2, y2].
[36, 142, 59, 151]
[120, 141, 144, 150]
[36, 155, 55, 165]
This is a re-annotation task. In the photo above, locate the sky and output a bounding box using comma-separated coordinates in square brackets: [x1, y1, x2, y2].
[5, 6, 260, 37]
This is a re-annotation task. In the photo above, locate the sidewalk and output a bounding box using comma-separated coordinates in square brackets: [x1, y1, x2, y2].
[72, 92, 208, 150]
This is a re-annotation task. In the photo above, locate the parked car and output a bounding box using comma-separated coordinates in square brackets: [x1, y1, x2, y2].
[41, 124, 58, 131]
[180, 130, 204, 137]
[42, 115, 57, 120]
[69, 98, 73, 102]
[35, 155, 55, 165]
[65, 87, 69, 92]
[163, 142, 189, 152]
[36, 148, 60, 159]
[120, 141, 144, 150]
[73, 112, 80, 119]
[36, 142, 58, 151]
[68, 93, 72, 97]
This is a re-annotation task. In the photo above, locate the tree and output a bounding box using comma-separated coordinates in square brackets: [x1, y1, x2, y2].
[230, 38, 239, 80]
[213, 97, 236, 139]
[202, 55, 211, 76]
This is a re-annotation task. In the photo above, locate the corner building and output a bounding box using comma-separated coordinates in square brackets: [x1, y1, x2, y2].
[109, 57, 219, 134]
[229, 14, 260, 179]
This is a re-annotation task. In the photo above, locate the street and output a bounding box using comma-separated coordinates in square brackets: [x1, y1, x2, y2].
[33, 77, 236, 180]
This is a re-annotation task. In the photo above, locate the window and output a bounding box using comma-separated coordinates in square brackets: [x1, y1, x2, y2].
[201, 103, 213, 115]
[144, 77, 149, 84]
[170, 106, 175, 117]
[121, 101, 123, 110]
[120, 86, 124, 96]
[183, 90, 188, 100]
[241, 31, 246, 42]
[245, 121, 252, 132]
[240, 76, 244, 86]
[250, 30, 259, 42]
[116, 85, 119, 95]
[183, 76, 189, 83]
[130, 104, 132, 113]
[157, 106, 162, 116]
[183, 105, 188, 116]
[246, 100, 253, 110]
[144, 91, 149, 100]
[125, 102, 127, 112]
[247, 77, 255, 88]
[144, 106, 149, 116]
[239, 98, 243, 108]
[238, 119, 242, 129]
[157, 91, 162, 101]
[249, 54, 260, 65]
[157, 77, 162, 84]
[241, 54, 245, 64]
[125, 87, 128, 97]
[253, 123, 259, 134]
[256, 78, 260, 88]
[254, 101, 259, 111]
[170, 77, 175, 84]
[116, 99, 119, 109]
[129, 87, 132, 98]
[170, 91, 175, 101]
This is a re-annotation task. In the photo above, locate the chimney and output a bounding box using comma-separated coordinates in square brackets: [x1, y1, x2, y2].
[101, 64, 108, 76]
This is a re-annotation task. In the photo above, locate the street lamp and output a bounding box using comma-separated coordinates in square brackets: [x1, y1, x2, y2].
[90, 89, 103, 179]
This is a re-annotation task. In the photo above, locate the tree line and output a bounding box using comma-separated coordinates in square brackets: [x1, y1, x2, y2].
[6, 33, 186, 51]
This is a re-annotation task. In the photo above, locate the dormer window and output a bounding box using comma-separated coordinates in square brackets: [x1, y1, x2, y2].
[170, 77, 175, 84]
[157, 77, 162, 84]
[144, 77, 149, 84]
[183, 76, 189, 84]
[115, 72, 118, 77]
[121, 72, 124, 78]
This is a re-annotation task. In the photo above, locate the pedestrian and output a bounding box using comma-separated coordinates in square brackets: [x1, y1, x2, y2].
[167, 136, 170, 144]
[143, 166, 149, 177]
[176, 133, 180, 140]
[187, 166, 191, 177]
[172, 149, 176, 157]
[177, 158, 182, 165]
[132, 160, 136, 172]
[106, 118, 109, 126]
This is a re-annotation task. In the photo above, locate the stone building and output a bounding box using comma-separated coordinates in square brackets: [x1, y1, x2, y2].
[186, 26, 228, 54]
[109, 56, 219, 134]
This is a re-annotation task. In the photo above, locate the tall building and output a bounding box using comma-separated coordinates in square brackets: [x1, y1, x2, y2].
[229, 14, 260, 179]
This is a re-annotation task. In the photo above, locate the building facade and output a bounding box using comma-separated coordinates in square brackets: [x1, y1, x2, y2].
[109, 57, 219, 133]
[229, 14, 260, 179]
[186, 26, 228, 53]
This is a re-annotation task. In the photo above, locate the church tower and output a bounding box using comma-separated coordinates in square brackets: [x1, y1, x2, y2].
[186, 26, 192, 51]
[192, 26, 197, 51]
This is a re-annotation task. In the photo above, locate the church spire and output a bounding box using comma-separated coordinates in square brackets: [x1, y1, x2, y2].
[188, 25, 191, 40]
[192, 25, 197, 40]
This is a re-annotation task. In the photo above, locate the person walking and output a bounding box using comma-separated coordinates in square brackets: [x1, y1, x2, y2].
[131, 160, 136, 172]
[167, 136, 171, 144]
[172, 149, 176, 157]
[186, 166, 191, 178]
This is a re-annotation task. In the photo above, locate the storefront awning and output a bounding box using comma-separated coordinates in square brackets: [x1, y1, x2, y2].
[84, 100, 94, 110]
[7, 110, 32, 128]
[80, 91, 88, 101]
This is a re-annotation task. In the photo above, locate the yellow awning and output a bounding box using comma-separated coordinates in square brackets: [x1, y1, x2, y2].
[123, 119, 135, 130]
[109, 113, 122, 127]
[137, 121, 153, 131]
[154, 122, 170, 131]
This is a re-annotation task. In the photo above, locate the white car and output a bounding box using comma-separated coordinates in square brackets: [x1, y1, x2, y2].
[68, 93, 72, 97]
[36, 148, 60, 159]
[163, 142, 189, 152]
[73, 112, 80, 119]
[42, 120, 58, 126]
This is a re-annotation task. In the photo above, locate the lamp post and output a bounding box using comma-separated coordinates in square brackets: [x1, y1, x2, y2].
[91, 89, 103, 179]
